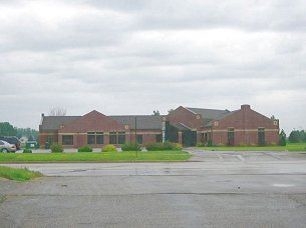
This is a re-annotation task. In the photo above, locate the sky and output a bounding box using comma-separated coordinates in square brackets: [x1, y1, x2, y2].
[0, 0, 305, 134]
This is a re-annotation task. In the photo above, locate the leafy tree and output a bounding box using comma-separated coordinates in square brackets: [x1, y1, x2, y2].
[288, 130, 306, 143]
[16, 128, 38, 140]
[0, 122, 17, 136]
[279, 129, 286, 146]
[152, 110, 160, 116]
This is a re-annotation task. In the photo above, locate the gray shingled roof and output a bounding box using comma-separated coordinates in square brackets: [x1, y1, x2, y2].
[40, 115, 164, 131]
[204, 110, 238, 127]
[185, 107, 231, 120]
[40, 116, 80, 131]
[111, 115, 164, 130]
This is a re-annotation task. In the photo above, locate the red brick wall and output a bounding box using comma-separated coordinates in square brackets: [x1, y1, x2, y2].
[38, 132, 58, 148]
[129, 130, 162, 145]
[59, 110, 126, 133]
[211, 105, 279, 145]
[167, 106, 202, 130]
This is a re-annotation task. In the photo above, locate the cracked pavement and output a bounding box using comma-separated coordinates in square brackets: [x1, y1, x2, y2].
[1, 150, 306, 227]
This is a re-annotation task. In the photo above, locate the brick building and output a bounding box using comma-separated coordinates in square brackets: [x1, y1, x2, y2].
[166, 105, 279, 146]
[39, 110, 165, 148]
[39, 105, 279, 148]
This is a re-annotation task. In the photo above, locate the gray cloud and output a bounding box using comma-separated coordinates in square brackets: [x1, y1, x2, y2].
[0, 0, 305, 134]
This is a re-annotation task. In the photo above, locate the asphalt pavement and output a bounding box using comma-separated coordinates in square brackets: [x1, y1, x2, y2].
[1, 150, 306, 227]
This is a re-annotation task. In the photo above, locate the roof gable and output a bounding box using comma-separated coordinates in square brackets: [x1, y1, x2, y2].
[59, 110, 126, 133]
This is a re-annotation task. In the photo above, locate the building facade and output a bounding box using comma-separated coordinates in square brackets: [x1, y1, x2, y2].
[39, 105, 279, 148]
[39, 110, 164, 149]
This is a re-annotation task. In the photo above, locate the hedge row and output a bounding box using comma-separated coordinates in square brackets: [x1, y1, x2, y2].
[48, 142, 183, 153]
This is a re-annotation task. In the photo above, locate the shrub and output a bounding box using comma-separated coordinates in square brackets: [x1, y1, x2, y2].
[121, 143, 141, 151]
[102, 144, 117, 152]
[279, 129, 287, 146]
[50, 143, 63, 153]
[78, 145, 93, 152]
[196, 143, 205, 147]
[146, 142, 182, 151]
[23, 148, 32, 153]
[206, 140, 213, 147]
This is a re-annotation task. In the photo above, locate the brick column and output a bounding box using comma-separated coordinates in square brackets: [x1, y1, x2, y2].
[178, 131, 183, 144]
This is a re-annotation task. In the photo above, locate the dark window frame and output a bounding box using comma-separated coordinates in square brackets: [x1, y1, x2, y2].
[87, 132, 104, 145]
[62, 135, 73, 145]
[136, 135, 143, 144]
[227, 128, 235, 146]
[109, 132, 117, 144]
[118, 132, 126, 144]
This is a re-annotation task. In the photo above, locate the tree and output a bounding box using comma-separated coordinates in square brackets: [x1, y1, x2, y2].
[0, 122, 17, 136]
[49, 107, 66, 116]
[279, 129, 286, 146]
[288, 130, 300, 143]
[16, 128, 38, 140]
[152, 110, 160, 116]
[288, 130, 306, 143]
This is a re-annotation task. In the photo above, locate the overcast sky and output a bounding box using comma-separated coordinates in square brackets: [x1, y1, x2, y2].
[0, 0, 305, 133]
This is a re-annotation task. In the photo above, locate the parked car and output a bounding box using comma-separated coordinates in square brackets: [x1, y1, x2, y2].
[0, 140, 17, 153]
[0, 136, 21, 150]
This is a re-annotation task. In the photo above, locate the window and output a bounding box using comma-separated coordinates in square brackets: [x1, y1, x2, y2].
[136, 135, 143, 144]
[46, 136, 54, 144]
[96, 132, 104, 144]
[156, 134, 162, 142]
[87, 132, 95, 145]
[87, 132, 104, 145]
[227, 128, 234, 146]
[258, 128, 265, 146]
[62, 135, 73, 145]
[118, 132, 126, 144]
[109, 132, 117, 144]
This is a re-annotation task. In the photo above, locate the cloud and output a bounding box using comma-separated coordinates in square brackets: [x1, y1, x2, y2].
[0, 0, 305, 134]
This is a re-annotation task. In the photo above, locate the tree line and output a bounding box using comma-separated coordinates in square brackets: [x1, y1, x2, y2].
[0, 122, 38, 140]
[288, 130, 306, 143]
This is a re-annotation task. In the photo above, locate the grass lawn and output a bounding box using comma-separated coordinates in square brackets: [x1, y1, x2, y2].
[198, 143, 306, 152]
[0, 166, 42, 181]
[0, 151, 191, 163]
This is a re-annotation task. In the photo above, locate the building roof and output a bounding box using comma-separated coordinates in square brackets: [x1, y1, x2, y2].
[40, 114, 164, 131]
[204, 110, 239, 127]
[185, 107, 231, 120]
[171, 123, 193, 131]
[111, 115, 164, 130]
[40, 116, 80, 131]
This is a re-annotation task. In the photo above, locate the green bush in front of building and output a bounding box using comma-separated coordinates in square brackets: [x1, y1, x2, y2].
[50, 143, 63, 153]
[78, 145, 93, 152]
[146, 142, 182, 151]
[23, 148, 32, 153]
[102, 144, 117, 152]
[121, 143, 141, 151]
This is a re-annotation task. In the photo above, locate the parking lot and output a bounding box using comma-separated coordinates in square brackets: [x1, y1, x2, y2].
[1, 150, 306, 227]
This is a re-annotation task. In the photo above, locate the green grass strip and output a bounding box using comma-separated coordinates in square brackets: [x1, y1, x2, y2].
[198, 143, 306, 152]
[0, 151, 191, 163]
[0, 166, 42, 181]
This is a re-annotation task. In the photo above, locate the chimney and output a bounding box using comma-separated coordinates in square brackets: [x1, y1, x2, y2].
[241, 104, 250, 110]
[40, 113, 45, 125]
